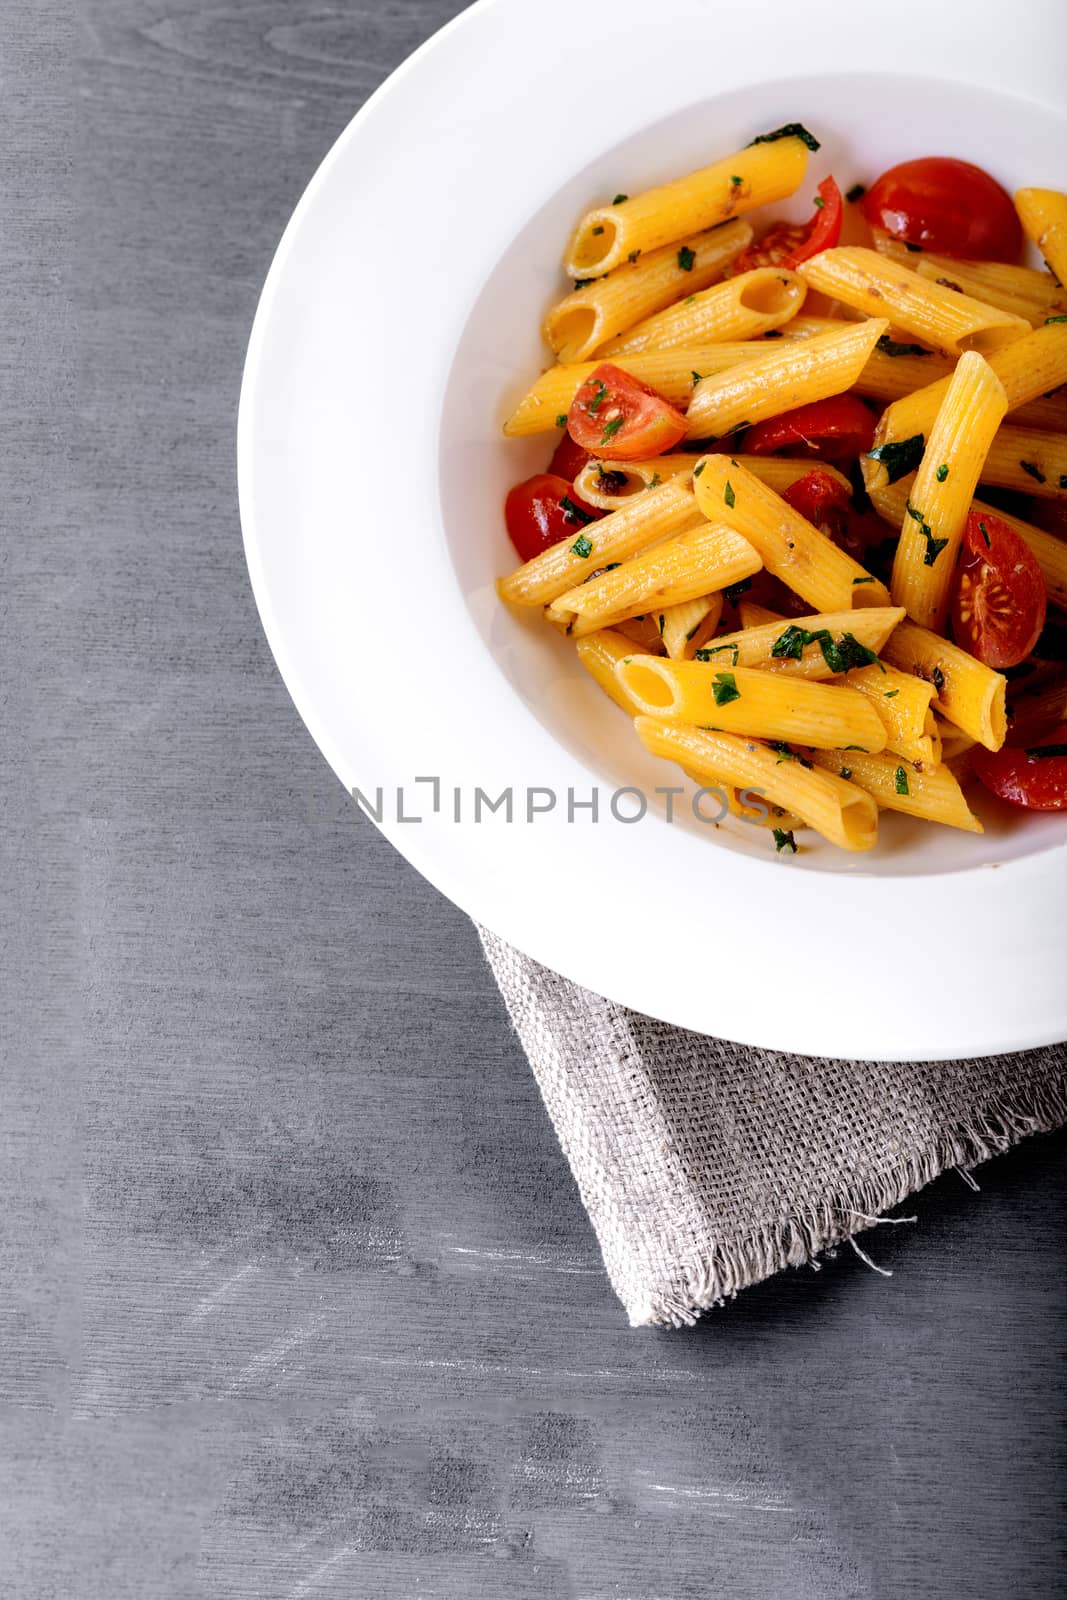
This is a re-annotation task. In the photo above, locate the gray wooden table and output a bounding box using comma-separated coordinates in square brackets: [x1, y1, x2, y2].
[5, 3, 1066, 1596]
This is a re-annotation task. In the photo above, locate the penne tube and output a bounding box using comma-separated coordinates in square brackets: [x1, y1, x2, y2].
[573, 453, 850, 511]
[693, 607, 905, 679]
[772, 314, 852, 339]
[863, 320, 1067, 490]
[548, 520, 760, 636]
[872, 234, 1067, 325]
[497, 477, 700, 607]
[798, 247, 1031, 356]
[890, 352, 1009, 630]
[979, 424, 1067, 500]
[563, 136, 810, 280]
[602, 266, 805, 355]
[808, 748, 982, 832]
[613, 614, 666, 651]
[633, 717, 878, 850]
[575, 627, 652, 714]
[845, 664, 941, 767]
[848, 337, 1067, 431]
[737, 599, 783, 628]
[882, 619, 1007, 750]
[872, 482, 1067, 614]
[692, 454, 888, 610]
[503, 345, 764, 436]
[686, 317, 888, 439]
[615, 658, 887, 750]
[543, 220, 753, 362]
[1015, 188, 1067, 288]
[715, 784, 807, 832]
[659, 593, 723, 659]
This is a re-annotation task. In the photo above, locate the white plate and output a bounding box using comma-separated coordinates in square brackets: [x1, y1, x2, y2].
[239, 0, 1067, 1060]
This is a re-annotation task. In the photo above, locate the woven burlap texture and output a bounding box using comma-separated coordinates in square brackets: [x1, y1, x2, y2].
[479, 927, 1067, 1327]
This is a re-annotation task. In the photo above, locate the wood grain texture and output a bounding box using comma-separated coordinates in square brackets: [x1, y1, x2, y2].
[3, 1, 1066, 1595]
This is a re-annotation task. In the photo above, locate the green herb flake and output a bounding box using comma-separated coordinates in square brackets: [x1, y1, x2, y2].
[812, 194, 826, 208]
[932, 666, 945, 693]
[839, 766, 853, 780]
[936, 464, 950, 483]
[773, 828, 798, 854]
[587, 380, 608, 414]
[712, 671, 741, 706]
[852, 575, 875, 585]
[648, 472, 662, 488]
[730, 174, 743, 186]
[770, 624, 880, 673]
[658, 614, 666, 635]
[894, 765, 910, 795]
[600, 416, 624, 444]
[922, 532, 949, 566]
[724, 481, 736, 509]
[691, 370, 704, 383]
[884, 689, 899, 699]
[876, 335, 930, 358]
[768, 740, 812, 769]
[978, 520, 991, 549]
[570, 533, 593, 558]
[574, 277, 595, 290]
[770, 624, 810, 661]
[696, 642, 740, 665]
[559, 495, 594, 526]
[678, 245, 697, 272]
[1045, 314, 1067, 324]
[555, 413, 568, 428]
[592, 225, 605, 236]
[1020, 460, 1046, 483]
[612, 193, 629, 205]
[845, 182, 866, 203]
[723, 577, 752, 602]
[867, 433, 925, 483]
[748, 122, 821, 152]
[684, 293, 696, 305]
[842, 744, 869, 752]
[693, 460, 706, 478]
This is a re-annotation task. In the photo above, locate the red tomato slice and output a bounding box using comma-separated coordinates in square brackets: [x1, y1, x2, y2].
[862, 157, 1022, 262]
[781, 470, 852, 532]
[504, 473, 603, 563]
[972, 724, 1067, 810]
[950, 510, 1047, 669]
[743, 395, 876, 463]
[567, 363, 688, 460]
[548, 432, 591, 481]
[732, 176, 842, 271]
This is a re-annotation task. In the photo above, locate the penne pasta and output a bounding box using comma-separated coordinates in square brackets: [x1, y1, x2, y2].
[548, 520, 760, 636]
[978, 424, 1067, 500]
[872, 234, 1067, 325]
[686, 317, 888, 439]
[1015, 187, 1067, 288]
[615, 658, 887, 750]
[575, 627, 651, 714]
[862, 319, 1067, 490]
[602, 266, 805, 355]
[693, 607, 905, 679]
[543, 220, 753, 362]
[498, 477, 700, 606]
[633, 717, 879, 850]
[882, 619, 1007, 750]
[503, 345, 764, 436]
[692, 454, 888, 610]
[659, 593, 723, 659]
[808, 748, 982, 832]
[890, 352, 1009, 629]
[573, 453, 851, 511]
[563, 136, 810, 280]
[716, 785, 807, 832]
[798, 246, 1031, 356]
[845, 664, 941, 767]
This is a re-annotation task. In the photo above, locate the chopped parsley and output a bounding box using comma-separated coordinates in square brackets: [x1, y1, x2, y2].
[696, 642, 740, 665]
[748, 122, 821, 152]
[595, 466, 627, 493]
[894, 765, 910, 795]
[658, 614, 666, 635]
[570, 533, 593, 558]
[574, 277, 595, 290]
[884, 689, 899, 699]
[768, 741, 812, 768]
[678, 245, 697, 272]
[559, 495, 594, 526]
[936, 464, 950, 482]
[770, 625, 882, 673]
[839, 766, 853, 780]
[684, 293, 696, 305]
[723, 577, 752, 602]
[845, 182, 866, 203]
[730, 174, 743, 186]
[932, 666, 945, 693]
[867, 433, 925, 483]
[693, 460, 706, 477]
[1046, 314, 1067, 324]
[812, 194, 826, 208]
[648, 472, 661, 488]
[773, 828, 798, 854]
[592, 225, 604, 236]
[712, 671, 741, 706]
[600, 416, 624, 444]
[555, 413, 568, 428]
[724, 481, 736, 509]
[587, 380, 608, 414]
[612, 193, 629, 205]
[876, 335, 930, 358]
[852, 575, 875, 585]
[1028, 743, 1067, 758]
[906, 500, 948, 566]
[1019, 460, 1046, 483]
[691, 370, 704, 383]
[978, 519, 991, 549]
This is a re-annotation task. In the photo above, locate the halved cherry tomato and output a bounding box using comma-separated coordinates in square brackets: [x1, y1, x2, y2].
[567, 363, 688, 460]
[743, 395, 876, 463]
[950, 509, 1047, 669]
[862, 157, 1022, 262]
[733, 176, 842, 272]
[972, 724, 1067, 810]
[548, 432, 591, 482]
[781, 470, 852, 533]
[504, 473, 603, 563]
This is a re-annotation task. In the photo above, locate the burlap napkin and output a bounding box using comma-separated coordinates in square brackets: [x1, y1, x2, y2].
[479, 928, 1067, 1326]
